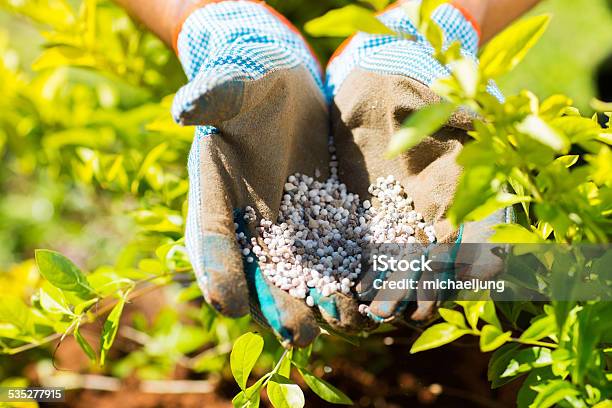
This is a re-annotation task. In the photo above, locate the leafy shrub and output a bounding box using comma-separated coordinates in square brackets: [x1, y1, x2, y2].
[0, 0, 610, 407]
[303, 1, 611, 406]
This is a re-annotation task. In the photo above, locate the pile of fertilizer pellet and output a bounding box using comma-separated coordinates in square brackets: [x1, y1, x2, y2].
[235, 144, 436, 307]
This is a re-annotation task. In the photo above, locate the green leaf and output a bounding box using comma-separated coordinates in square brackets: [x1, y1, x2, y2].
[482, 301, 502, 330]
[443, 40, 463, 64]
[233, 379, 263, 408]
[549, 348, 572, 378]
[277, 350, 292, 377]
[586, 145, 612, 185]
[32, 46, 96, 71]
[448, 165, 498, 226]
[100, 297, 125, 366]
[177, 283, 204, 302]
[74, 324, 96, 363]
[489, 224, 543, 244]
[516, 115, 569, 152]
[0, 295, 31, 333]
[529, 380, 579, 408]
[571, 304, 607, 385]
[133, 142, 168, 190]
[455, 301, 480, 330]
[480, 325, 512, 352]
[449, 58, 479, 97]
[267, 374, 305, 408]
[201, 302, 217, 333]
[230, 332, 265, 391]
[480, 14, 550, 78]
[502, 347, 553, 379]
[438, 308, 467, 328]
[517, 368, 556, 408]
[193, 354, 226, 373]
[38, 288, 73, 316]
[43, 128, 115, 150]
[425, 19, 445, 53]
[552, 302, 578, 343]
[488, 343, 521, 388]
[232, 391, 253, 408]
[592, 400, 612, 408]
[1, 0, 75, 28]
[291, 344, 312, 369]
[386, 102, 456, 158]
[35, 249, 95, 299]
[176, 326, 209, 355]
[464, 192, 532, 222]
[540, 95, 573, 119]
[419, 0, 447, 27]
[298, 368, 352, 404]
[410, 323, 470, 353]
[519, 315, 556, 342]
[304, 5, 394, 38]
[551, 116, 601, 143]
[74, 297, 99, 315]
[554, 155, 579, 168]
[591, 98, 612, 112]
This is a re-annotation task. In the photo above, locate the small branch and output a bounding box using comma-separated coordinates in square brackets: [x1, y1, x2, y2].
[271, 349, 290, 375]
[183, 343, 233, 369]
[39, 373, 121, 392]
[119, 326, 151, 345]
[525, 172, 544, 203]
[39, 371, 215, 394]
[5, 279, 171, 355]
[7, 333, 63, 355]
[140, 380, 214, 394]
[242, 347, 290, 399]
[510, 337, 558, 349]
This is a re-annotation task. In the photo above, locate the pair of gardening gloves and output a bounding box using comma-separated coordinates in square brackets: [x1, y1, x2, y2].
[173, 0, 511, 347]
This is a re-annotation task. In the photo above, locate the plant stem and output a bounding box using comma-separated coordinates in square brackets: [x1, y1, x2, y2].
[260, 349, 290, 388]
[5, 279, 171, 355]
[510, 337, 558, 349]
[525, 172, 544, 203]
[240, 349, 291, 401]
[270, 348, 290, 375]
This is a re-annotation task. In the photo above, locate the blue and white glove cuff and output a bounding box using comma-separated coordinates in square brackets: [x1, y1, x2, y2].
[172, 0, 325, 124]
[326, 0, 485, 98]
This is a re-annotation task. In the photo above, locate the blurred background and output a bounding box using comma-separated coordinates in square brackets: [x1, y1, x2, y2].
[0, 0, 610, 407]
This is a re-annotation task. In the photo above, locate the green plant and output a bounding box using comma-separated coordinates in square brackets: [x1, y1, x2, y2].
[0, 0, 256, 389]
[304, 0, 611, 406]
[411, 301, 611, 407]
[380, 1, 611, 406]
[229, 332, 352, 407]
[0, 0, 610, 407]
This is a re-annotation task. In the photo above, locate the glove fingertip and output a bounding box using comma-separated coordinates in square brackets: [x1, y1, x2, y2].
[320, 293, 378, 333]
[409, 300, 437, 322]
[367, 300, 404, 323]
[249, 265, 320, 347]
[172, 75, 244, 126]
[197, 234, 250, 318]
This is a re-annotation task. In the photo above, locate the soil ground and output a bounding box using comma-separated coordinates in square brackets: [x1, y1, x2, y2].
[36, 288, 521, 408]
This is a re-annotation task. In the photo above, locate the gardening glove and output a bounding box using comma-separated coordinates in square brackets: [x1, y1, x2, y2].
[327, 0, 511, 324]
[174, 0, 368, 347]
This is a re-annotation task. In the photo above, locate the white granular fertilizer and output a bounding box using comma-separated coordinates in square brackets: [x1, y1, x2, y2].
[236, 144, 436, 306]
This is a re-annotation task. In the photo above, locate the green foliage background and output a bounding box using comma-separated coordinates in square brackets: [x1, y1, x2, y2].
[497, 0, 612, 112]
[0, 0, 610, 407]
